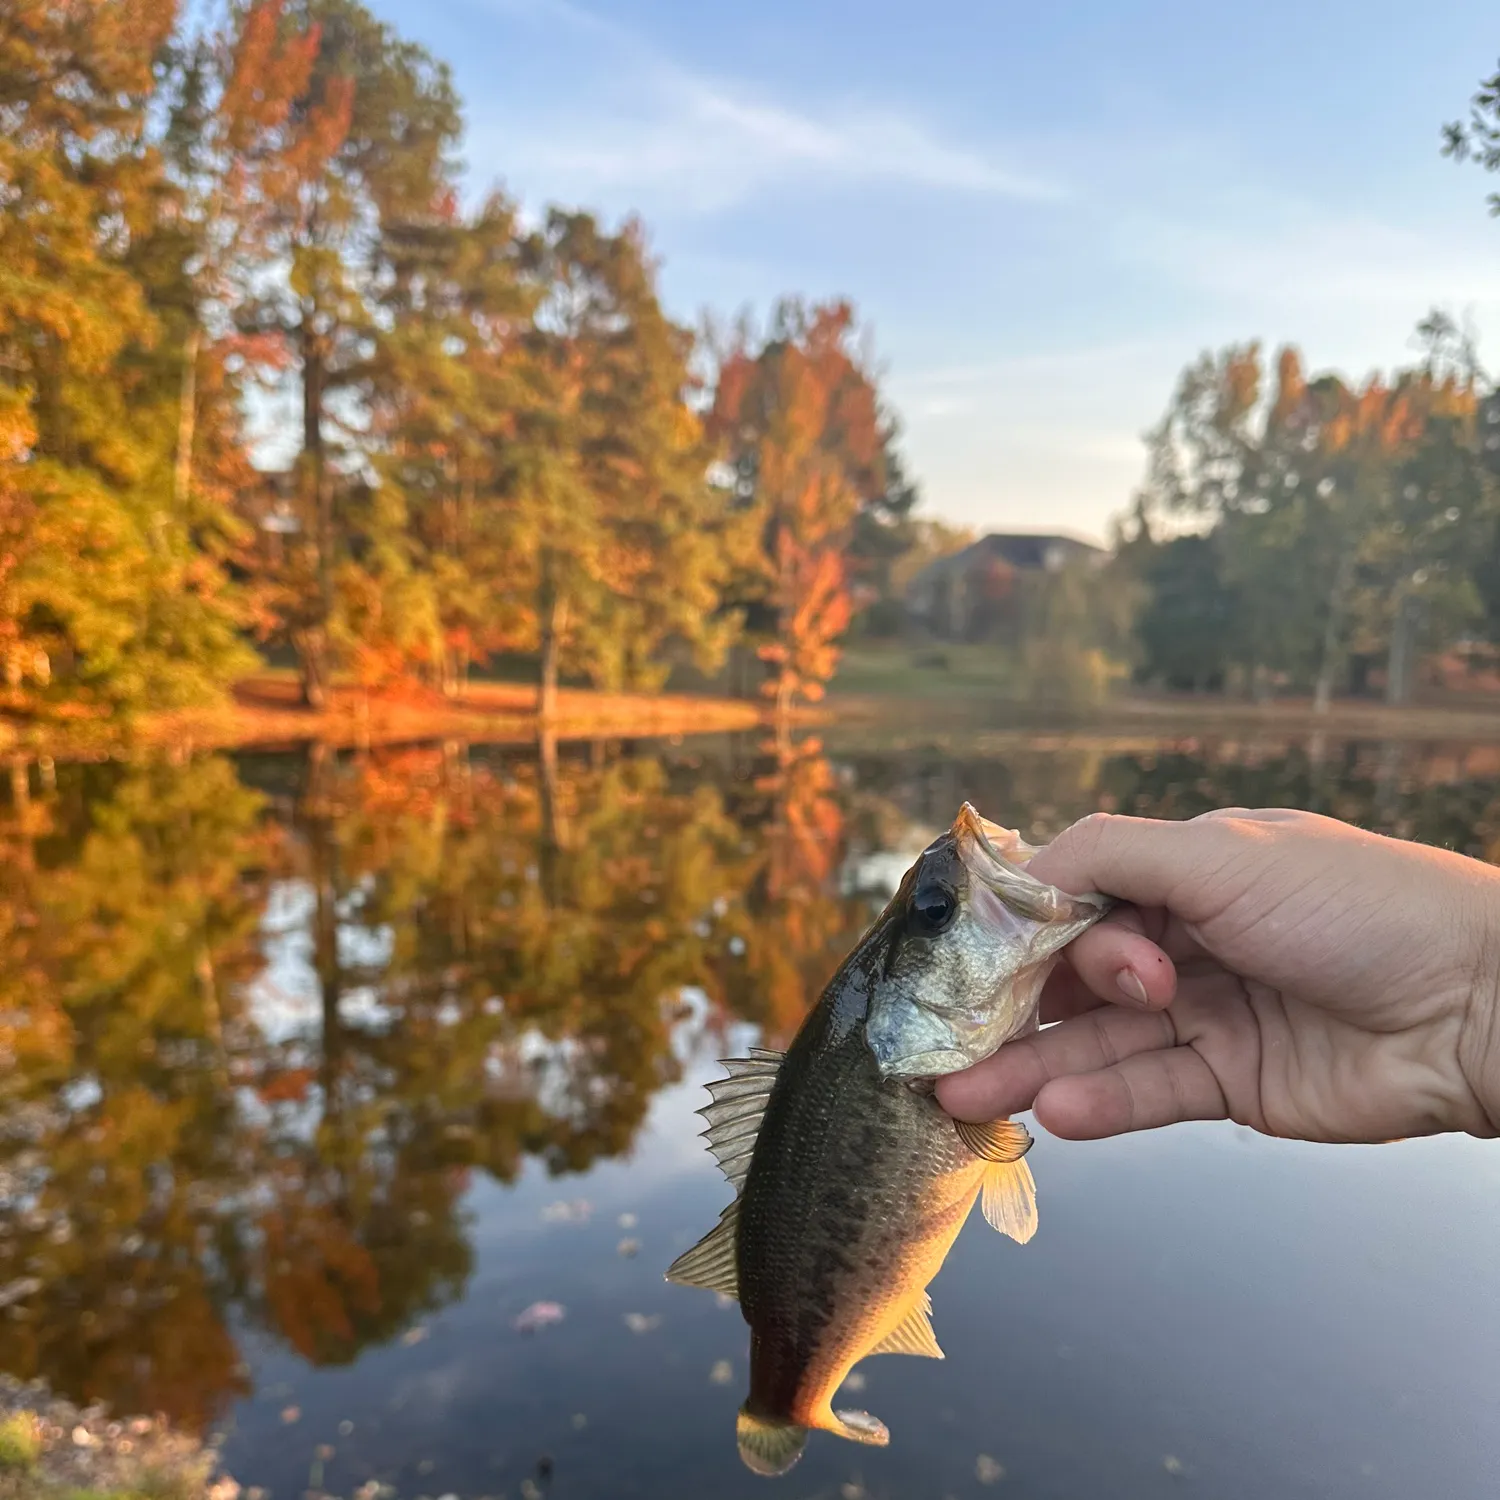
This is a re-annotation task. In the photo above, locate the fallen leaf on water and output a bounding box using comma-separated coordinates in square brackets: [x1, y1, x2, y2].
[616, 1238, 641, 1258]
[513, 1301, 566, 1333]
[976, 1454, 1005, 1484]
[541, 1199, 592, 1224]
[279, 1407, 300, 1425]
[1163, 1455, 1185, 1477]
[709, 1360, 733, 1385]
[618, 1212, 638, 1230]
[622, 1312, 660, 1334]
[400, 1325, 429, 1347]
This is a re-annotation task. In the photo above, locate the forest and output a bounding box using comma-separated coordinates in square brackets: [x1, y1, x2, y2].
[5, 1, 1500, 724]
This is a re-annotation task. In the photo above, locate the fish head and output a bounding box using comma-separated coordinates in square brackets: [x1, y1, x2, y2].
[865, 802, 1111, 1080]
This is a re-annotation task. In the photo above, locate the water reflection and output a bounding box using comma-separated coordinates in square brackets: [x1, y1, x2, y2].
[2, 729, 1500, 1485]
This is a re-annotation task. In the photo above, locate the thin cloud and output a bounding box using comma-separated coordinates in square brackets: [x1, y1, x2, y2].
[471, 0, 1062, 212]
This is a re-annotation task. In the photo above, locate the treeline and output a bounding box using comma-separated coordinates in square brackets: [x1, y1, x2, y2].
[1119, 317, 1500, 705]
[0, 0, 915, 724]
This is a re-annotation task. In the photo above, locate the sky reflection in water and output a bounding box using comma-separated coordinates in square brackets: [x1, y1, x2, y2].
[2, 729, 1499, 1499]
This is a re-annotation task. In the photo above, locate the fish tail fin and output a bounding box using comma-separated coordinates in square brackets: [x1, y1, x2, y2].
[736, 1407, 808, 1476]
[833, 1408, 890, 1448]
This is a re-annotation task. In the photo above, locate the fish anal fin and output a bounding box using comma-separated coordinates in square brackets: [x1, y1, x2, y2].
[832, 1409, 890, 1448]
[736, 1409, 807, 1476]
[956, 1116, 1032, 1163]
[868, 1293, 943, 1360]
[665, 1200, 739, 1298]
[981, 1157, 1038, 1245]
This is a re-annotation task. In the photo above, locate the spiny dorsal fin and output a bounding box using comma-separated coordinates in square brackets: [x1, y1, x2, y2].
[981, 1158, 1038, 1244]
[955, 1116, 1032, 1163]
[665, 1199, 739, 1297]
[868, 1293, 943, 1359]
[697, 1049, 783, 1191]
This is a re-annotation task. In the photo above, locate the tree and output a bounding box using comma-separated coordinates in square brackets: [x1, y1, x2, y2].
[235, 0, 461, 705]
[0, 0, 254, 720]
[1443, 60, 1500, 215]
[509, 211, 737, 719]
[358, 193, 535, 692]
[708, 299, 906, 713]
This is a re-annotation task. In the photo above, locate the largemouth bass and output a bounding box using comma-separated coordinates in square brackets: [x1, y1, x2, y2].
[666, 803, 1109, 1476]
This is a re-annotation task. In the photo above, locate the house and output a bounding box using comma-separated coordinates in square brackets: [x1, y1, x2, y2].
[905, 532, 1106, 642]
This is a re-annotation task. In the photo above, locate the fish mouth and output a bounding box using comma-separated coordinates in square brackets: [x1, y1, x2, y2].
[867, 1021, 971, 1081]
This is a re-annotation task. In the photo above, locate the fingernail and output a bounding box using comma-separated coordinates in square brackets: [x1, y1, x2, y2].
[1115, 968, 1149, 1006]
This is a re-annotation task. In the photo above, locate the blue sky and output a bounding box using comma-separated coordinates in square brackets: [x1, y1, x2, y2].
[369, 0, 1500, 541]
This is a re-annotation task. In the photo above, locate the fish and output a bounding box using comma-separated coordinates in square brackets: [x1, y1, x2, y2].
[665, 803, 1111, 1477]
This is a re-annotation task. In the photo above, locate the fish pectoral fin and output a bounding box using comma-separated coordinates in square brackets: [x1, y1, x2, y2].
[833, 1409, 890, 1448]
[868, 1293, 943, 1360]
[699, 1050, 784, 1192]
[664, 1200, 739, 1298]
[736, 1409, 807, 1476]
[981, 1157, 1038, 1245]
[955, 1116, 1032, 1163]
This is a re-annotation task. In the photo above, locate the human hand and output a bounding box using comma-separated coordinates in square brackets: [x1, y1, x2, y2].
[935, 808, 1500, 1144]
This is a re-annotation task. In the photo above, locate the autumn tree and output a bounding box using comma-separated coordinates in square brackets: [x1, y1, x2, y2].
[0, 0, 254, 719]
[502, 211, 739, 720]
[708, 300, 910, 714]
[357, 194, 535, 692]
[235, 0, 461, 705]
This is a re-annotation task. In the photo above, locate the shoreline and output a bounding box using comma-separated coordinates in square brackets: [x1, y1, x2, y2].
[0, 676, 772, 759]
[3, 675, 1500, 761]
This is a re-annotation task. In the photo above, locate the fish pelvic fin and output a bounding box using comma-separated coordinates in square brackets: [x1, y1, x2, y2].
[981, 1156, 1038, 1245]
[833, 1408, 890, 1448]
[736, 1408, 808, 1477]
[955, 1116, 1032, 1164]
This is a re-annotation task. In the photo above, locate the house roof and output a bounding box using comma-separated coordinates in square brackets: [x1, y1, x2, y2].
[908, 530, 1105, 591]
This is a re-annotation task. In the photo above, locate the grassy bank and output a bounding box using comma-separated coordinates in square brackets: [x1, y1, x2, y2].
[0, 1383, 232, 1500]
[0, 675, 769, 758]
[830, 643, 1500, 743]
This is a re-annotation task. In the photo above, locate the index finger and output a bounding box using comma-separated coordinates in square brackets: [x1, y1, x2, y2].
[1027, 811, 1223, 917]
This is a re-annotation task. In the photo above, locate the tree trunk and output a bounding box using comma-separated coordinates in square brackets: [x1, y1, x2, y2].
[302, 320, 333, 708]
[1312, 553, 1355, 715]
[173, 323, 201, 509]
[1385, 591, 1417, 707]
[296, 628, 328, 710]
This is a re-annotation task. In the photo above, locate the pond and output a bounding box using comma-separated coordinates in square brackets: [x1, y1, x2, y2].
[2, 726, 1500, 1500]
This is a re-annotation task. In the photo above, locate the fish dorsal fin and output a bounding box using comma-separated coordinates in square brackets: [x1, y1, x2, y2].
[868, 1292, 943, 1360]
[665, 1199, 740, 1297]
[981, 1158, 1038, 1245]
[955, 1116, 1032, 1163]
[697, 1050, 783, 1191]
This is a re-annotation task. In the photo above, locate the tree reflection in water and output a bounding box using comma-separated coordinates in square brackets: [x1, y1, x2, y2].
[1, 730, 1498, 1431]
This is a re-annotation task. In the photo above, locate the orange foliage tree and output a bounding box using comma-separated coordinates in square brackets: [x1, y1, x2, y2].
[708, 300, 913, 715]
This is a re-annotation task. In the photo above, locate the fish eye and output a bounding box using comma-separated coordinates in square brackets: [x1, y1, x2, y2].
[910, 882, 957, 936]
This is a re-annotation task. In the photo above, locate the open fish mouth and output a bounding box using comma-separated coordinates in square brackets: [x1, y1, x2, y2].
[863, 803, 1112, 1082]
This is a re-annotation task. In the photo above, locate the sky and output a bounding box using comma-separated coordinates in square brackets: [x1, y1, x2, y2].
[366, 0, 1500, 543]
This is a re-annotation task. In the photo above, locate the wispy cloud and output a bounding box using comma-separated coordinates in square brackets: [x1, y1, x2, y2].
[470, 0, 1062, 212]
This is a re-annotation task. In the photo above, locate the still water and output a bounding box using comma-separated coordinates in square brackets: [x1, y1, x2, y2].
[3, 728, 1500, 1499]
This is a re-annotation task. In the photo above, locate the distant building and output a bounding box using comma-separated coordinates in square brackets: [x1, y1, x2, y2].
[905, 531, 1106, 641]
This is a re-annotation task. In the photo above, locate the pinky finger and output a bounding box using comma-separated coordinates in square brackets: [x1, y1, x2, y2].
[1032, 1047, 1229, 1140]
